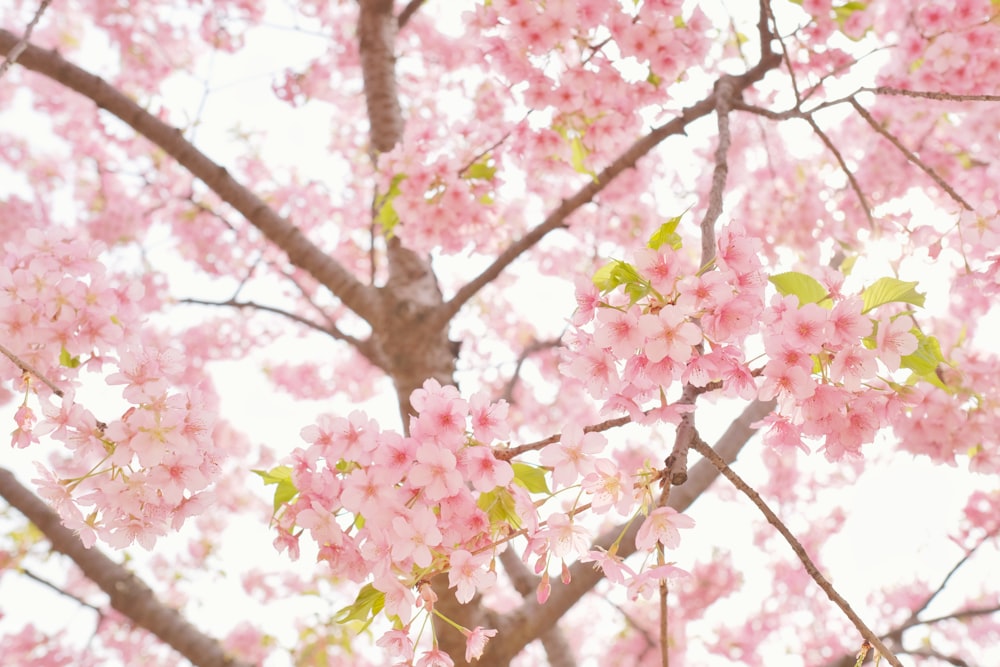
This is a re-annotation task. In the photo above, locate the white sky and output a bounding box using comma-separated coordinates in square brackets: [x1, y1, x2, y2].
[1, 1, 998, 666]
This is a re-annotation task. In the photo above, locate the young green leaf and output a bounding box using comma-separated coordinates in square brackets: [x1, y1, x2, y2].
[901, 330, 948, 388]
[375, 173, 407, 235]
[593, 259, 643, 293]
[768, 271, 830, 307]
[512, 462, 550, 495]
[333, 583, 385, 625]
[252, 466, 300, 512]
[647, 214, 683, 251]
[861, 277, 925, 313]
[59, 346, 81, 369]
[477, 487, 521, 531]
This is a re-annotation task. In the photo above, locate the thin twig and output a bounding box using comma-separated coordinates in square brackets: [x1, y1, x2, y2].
[803, 115, 875, 228]
[22, 568, 104, 616]
[0, 0, 51, 79]
[912, 603, 1000, 630]
[501, 336, 564, 404]
[495, 415, 631, 460]
[864, 87, 1000, 103]
[178, 297, 371, 351]
[848, 98, 973, 211]
[762, 0, 801, 105]
[688, 434, 903, 667]
[905, 534, 992, 625]
[0, 341, 64, 397]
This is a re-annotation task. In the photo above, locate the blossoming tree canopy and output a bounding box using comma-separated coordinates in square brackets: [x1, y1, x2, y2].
[1, 0, 999, 665]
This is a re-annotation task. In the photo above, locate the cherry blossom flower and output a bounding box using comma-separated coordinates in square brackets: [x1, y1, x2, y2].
[410, 442, 463, 501]
[464, 626, 498, 662]
[594, 305, 645, 358]
[875, 313, 918, 371]
[448, 549, 497, 603]
[416, 648, 454, 667]
[638, 305, 702, 364]
[376, 629, 413, 661]
[459, 444, 514, 491]
[540, 425, 605, 488]
[635, 507, 696, 551]
[391, 507, 443, 568]
[541, 512, 590, 559]
[626, 563, 690, 601]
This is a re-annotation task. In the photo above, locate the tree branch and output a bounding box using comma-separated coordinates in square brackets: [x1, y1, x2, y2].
[687, 435, 902, 667]
[359, 0, 403, 154]
[397, 0, 426, 29]
[848, 97, 973, 212]
[0, 467, 254, 667]
[0, 0, 51, 79]
[498, 550, 577, 667]
[0, 340, 64, 397]
[179, 297, 380, 364]
[0, 30, 380, 326]
[487, 399, 776, 664]
[436, 38, 781, 328]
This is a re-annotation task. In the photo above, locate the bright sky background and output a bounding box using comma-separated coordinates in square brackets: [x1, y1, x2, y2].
[1, 1, 998, 666]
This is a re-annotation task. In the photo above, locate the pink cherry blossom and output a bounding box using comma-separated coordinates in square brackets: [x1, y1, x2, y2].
[464, 626, 498, 662]
[594, 305, 646, 358]
[448, 549, 497, 604]
[540, 425, 606, 489]
[409, 442, 464, 501]
[638, 305, 702, 364]
[875, 313, 918, 371]
[541, 512, 591, 559]
[635, 506, 696, 551]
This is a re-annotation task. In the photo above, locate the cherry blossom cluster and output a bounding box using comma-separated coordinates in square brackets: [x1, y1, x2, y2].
[562, 221, 953, 464]
[271, 377, 698, 664]
[562, 222, 767, 419]
[2, 228, 219, 549]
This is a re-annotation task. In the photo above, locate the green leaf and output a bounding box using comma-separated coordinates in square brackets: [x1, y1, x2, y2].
[647, 214, 683, 251]
[59, 346, 81, 369]
[861, 277, 925, 313]
[593, 259, 642, 293]
[901, 331, 948, 386]
[463, 155, 496, 181]
[593, 259, 652, 304]
[252, 466, 299, 513]
[512, 462, 550, 495]
[646, 70, 662, 87]
[477, 487, 521, 531]
[333, 583, 385, 625]
[375, 174, 407, 235]
[569, 134, 593, 177]
[768, 272, 830, 307]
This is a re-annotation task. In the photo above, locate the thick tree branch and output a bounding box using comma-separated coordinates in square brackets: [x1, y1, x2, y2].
[0, 30, 379, 327]
[436, 42, 781, 328]
[0, 467, 254, 667]
[498, 550, 577, 667]
[487, 399, 776, 664]
[359, 0, 403, 154]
